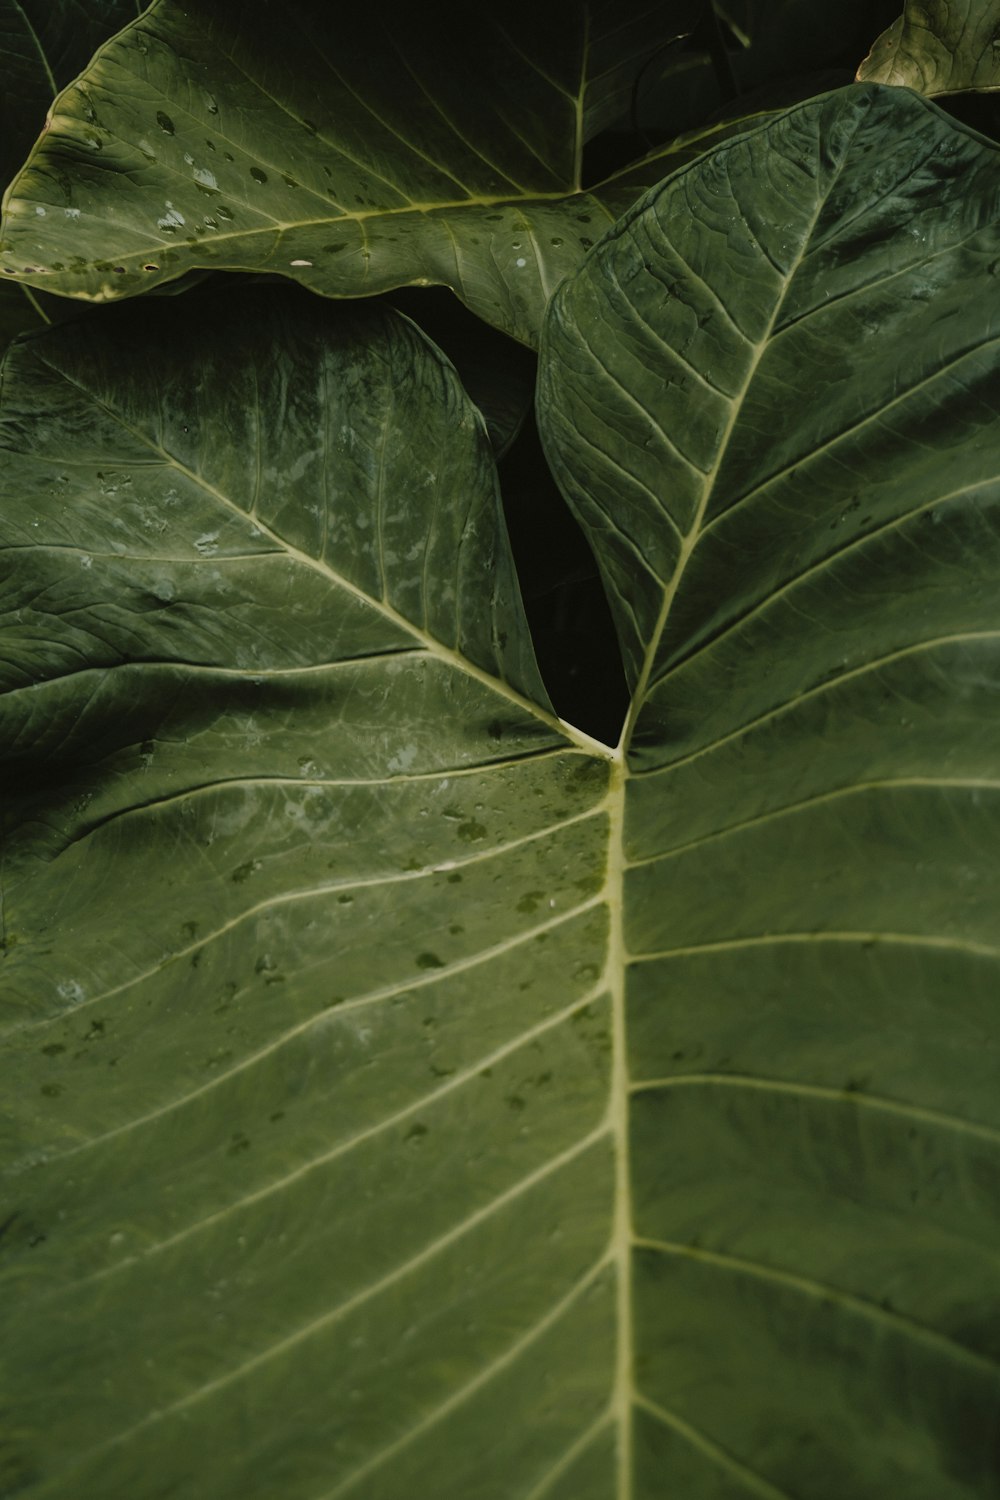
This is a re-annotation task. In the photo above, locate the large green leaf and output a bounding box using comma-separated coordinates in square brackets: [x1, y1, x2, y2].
[0, 0, 700, 344]
[4, 81, 1000, 1500]
[858, 0, 1000, 95]
[0, 287, 617, 1497]
[539, 82, 1000, 1496]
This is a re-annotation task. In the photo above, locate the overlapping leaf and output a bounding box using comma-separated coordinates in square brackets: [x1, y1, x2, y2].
[0, 289, 619, 1498]
[539, 83, 1000, 1495]
[858, 0, 1000, 94]
[0, 0, 700, 344]
[0, 1, 142, 355]
[5, 78, 1000, 1500]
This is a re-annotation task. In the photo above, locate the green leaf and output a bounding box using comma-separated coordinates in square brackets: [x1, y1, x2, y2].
[5, 80, 1000, 1500]
[0, 0, 142, 186]
[539, 82, 1000, 1495]
[1, 286, 618, 1496]
[0, 1, 144, 358]
[857, 0, 1000, 95]
[0, 0, 700, 344]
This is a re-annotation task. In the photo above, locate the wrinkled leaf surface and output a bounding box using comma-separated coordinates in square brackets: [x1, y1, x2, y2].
[858, 0, 1000, 94]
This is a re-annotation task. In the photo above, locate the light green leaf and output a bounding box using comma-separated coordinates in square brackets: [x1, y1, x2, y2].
[0, 0, 699, 344]
[857, 0, 1000, 95]
[5, 80, 1000, 1500]
[539, 82, 1000, 1495]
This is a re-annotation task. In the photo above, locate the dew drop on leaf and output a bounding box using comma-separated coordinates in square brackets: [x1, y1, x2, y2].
[156, 112, 175, 135]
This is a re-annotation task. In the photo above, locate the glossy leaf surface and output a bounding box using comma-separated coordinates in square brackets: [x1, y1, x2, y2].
[0, 0, 699, 343]
[0, 288, 618, 1497]
[4, 81, 1000, 1500]
[539, 83, 1000, 1496]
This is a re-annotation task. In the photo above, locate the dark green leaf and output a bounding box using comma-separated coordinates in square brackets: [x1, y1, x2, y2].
[539, 82, 1000, 1496]
[5, 79, 1000, 1500]
[0, 0, 142, 185]
[0, 1, 700, 343]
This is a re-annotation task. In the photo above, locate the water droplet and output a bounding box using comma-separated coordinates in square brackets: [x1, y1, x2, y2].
[156, 112, 175, 135]
[216, 205, 234, 220]
[202, 90, 219, 115]
[250, 166, 267, 184]
[416, 952, 445, 970]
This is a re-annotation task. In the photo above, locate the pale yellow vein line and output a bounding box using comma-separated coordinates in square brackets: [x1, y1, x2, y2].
[629, 930, 1000, 965]
[54, 929, 607, 1163]
[31, 351, 601, 757]
[2, 652, 423, 703]
[626, 776, 1000, 866]
[563, 416, 684, 552]
[634, 1237, 1000, 1375]
[11, 868, 604, 1036]
[12, 1, 56, 96]
[320, 1256, 612, 1500]
[606, 258, 731, 399]
[55, 985, 610, 1280]
[72, 1131, 610, 1464]
[0, 543, 284, 561]
[701, 333, 1000, 541]
[628, 1072, 1000, 1147]
[19, 283, 51, 323]
[50, 743, 587, 825]
[605, 760, 634, 1500]
[619, 133, 840, 753]
[635, 629, 1000, 778]
[645, 238, 751, 341]
[633, 1395, 795, 1500]
[780, 219, 997, 333]
[572, 8, 590, 192]
[208, 43, 418, 206]
[523, 1412, 615, 1500]
[643, 477, 1000, 702]
[589, 351, 709, 477]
